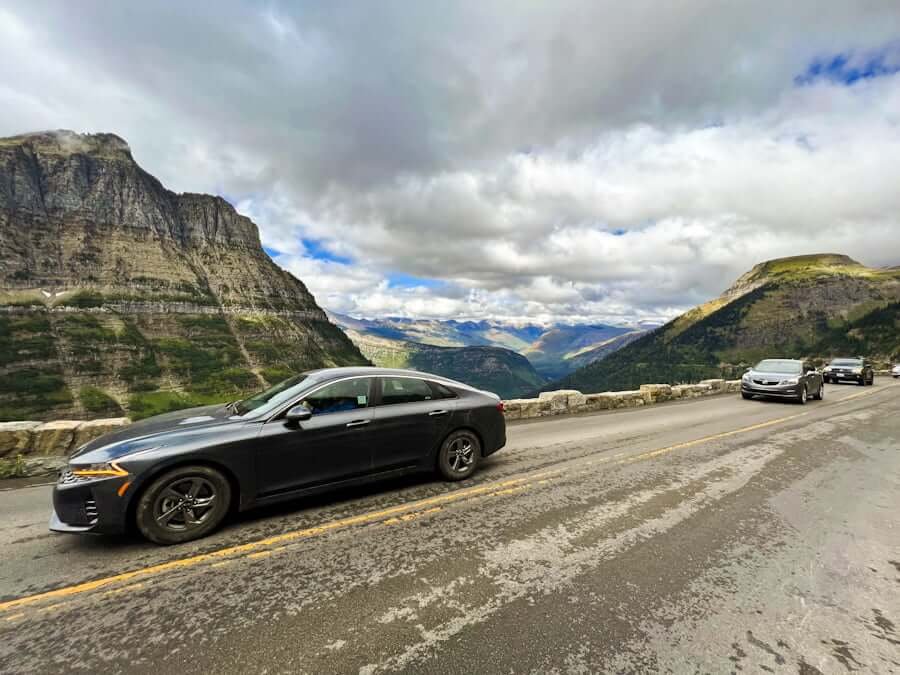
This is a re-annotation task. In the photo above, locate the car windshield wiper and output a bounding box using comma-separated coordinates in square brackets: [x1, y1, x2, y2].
[224, 400, 242, 415]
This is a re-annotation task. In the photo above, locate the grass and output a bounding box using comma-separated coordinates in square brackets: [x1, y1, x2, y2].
[79, 386, 123, 415]
[127, 391, 228, 421]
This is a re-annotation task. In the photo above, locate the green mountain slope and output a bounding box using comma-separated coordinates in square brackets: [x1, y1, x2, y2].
[547, 254, 900, 394]
[341, 329, 545, 399]
[0, 131, 367, 421]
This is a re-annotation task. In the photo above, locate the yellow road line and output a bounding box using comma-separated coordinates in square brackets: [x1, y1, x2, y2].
[0, 471, 555, 614]
[619, 411, 808, 464]
[831, 387, 883, 405]
[0, 408, 814, 615]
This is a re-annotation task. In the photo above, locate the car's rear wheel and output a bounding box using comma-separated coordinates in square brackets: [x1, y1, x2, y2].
[797, 385, 808, 405]
[812, 382, 824, 400]
[437, 430, 480, 481]
[135, 465, 231, 545]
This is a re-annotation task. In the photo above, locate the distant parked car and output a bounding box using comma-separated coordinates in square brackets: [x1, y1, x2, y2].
[822, 357, 874, 386]
[741, 359, 824, 404]
[892, 364, 900, 379]
[50, 367, 507, 545]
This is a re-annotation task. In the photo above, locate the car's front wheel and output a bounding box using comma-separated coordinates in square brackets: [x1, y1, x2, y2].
[135, 465, 232, 545]
[437, 430, 481, 481]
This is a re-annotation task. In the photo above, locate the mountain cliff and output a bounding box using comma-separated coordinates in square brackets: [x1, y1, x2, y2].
[0, 130, 367, 420]
[547, 254, 900, 393]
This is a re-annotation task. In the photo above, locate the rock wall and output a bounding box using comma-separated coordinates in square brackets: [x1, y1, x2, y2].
[503, 379, 740, 419]
[1, 379, 742, 476]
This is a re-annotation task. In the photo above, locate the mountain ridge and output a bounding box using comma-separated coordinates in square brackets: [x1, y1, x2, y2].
[0, 130, 367, 421]
[545, 253, 900, 394]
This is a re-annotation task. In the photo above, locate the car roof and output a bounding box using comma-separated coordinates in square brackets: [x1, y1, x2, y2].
[304, 366, 480, 391]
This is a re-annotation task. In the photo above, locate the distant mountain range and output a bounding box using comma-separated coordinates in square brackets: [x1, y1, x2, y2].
[328, 312, 650, 397]
[546, 254, 900, 394]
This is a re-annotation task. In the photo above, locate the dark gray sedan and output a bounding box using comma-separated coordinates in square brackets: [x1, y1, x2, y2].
[741, 359, 824, 404]
[50, 367, 506, 545]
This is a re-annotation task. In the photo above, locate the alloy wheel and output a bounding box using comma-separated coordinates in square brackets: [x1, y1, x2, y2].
[153, 476, 217, 531]
[448, 437, 475, 473]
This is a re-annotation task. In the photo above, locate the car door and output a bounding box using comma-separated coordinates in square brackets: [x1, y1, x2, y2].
[254, 377, 375, 497]
[370, 376, 455, 472]
[804, 362, 820, 392]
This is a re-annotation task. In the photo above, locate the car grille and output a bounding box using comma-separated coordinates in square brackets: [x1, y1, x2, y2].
[84, 499, 99, 522]
[752, 378, 781, 386]
[58, 469, 92, 485]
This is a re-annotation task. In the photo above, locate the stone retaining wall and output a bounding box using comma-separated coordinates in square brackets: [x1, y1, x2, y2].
[503, 379, 740, 420]
[0, 379, 742, 476]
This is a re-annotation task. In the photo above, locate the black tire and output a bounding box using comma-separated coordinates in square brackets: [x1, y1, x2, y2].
[797, 385, 808, 405]
[135, 465, 232, 545]
[741, 392, 753, 400]
[437, 429, 481, 481]
[858, 377, 865, 386]
[812, 382, 824, 400]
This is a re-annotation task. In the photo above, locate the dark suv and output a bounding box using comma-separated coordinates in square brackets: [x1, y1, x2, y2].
[741, 358, 824, 404]
[823, 357, 874, 386]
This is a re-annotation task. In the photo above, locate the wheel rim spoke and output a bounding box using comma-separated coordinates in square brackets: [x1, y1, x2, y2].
[188, 479, 203, 497]
[156, 504, 181, 524]
[154, 476, 216, 530]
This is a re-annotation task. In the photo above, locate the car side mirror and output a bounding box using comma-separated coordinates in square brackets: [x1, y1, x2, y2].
[285, 405, 312, 423]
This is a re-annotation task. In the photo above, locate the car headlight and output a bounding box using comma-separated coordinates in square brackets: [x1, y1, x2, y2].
[851, 367, 862, 374]
[780, 377, 799, 385]
[742, 373, 751, 381]
[823, 366, 832, 372]
[69, 461, 129, 478]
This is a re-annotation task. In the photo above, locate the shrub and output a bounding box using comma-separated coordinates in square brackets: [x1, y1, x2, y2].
[79, 386, 123, 415]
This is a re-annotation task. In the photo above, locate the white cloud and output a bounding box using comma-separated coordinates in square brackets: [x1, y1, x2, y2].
[1, 2, 899, 324]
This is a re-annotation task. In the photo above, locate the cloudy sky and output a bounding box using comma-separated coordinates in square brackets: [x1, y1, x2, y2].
[2, 2, 900, 326]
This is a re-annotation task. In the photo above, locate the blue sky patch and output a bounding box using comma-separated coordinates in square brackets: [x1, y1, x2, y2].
[301, 238, 353, 265]
[387, 272, 445, 289]
[796, 46, 900, 86]
[263, 246, 281, 259]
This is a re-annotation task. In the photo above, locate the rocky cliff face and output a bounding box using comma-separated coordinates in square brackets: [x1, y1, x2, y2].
[0, 130, 367, 421]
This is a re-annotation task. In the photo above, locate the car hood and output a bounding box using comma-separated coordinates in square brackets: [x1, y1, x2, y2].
[70, 404, 240, 460]
[746, 370, 802, 380]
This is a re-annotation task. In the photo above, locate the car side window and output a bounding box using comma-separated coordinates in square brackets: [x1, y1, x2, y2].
[428, 381, 458, 399]
[379, 377, 433, 405]
[300, 378, 372, 416]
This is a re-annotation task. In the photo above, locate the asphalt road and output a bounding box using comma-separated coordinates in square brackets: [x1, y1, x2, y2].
[1, 381, 898, 674]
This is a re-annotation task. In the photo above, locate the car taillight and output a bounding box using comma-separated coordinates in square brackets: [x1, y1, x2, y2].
[496, 401, 505, 412]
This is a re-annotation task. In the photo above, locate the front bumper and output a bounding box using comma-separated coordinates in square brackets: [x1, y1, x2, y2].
[824, 372, 863, 382]
[49, 474, 132, 535]
[741, 383, 801, 398]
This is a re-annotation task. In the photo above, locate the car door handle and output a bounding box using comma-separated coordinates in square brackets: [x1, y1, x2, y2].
[428, 410, 449, 416]
[345, 419, 370, 428]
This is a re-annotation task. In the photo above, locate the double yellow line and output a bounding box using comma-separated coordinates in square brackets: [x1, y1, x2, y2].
[4, 389, 885, 618]
[0, 471, 557, 615]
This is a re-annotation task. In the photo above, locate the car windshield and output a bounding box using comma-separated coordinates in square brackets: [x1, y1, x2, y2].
[232, 374, 311, 416]
[754, 360, 802, 374]
[830, 358, 862, 366]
